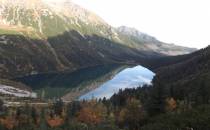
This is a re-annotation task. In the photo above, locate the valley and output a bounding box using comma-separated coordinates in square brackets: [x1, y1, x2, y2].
[0, 0, 195, 101]
[0, 0, 209, 130]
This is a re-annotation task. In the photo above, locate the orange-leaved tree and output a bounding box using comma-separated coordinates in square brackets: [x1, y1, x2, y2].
[77, 100, 107, 125]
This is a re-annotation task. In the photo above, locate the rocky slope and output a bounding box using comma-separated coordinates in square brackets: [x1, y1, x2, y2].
[0, 0, 195, 80]
[117, 26, 196, 56]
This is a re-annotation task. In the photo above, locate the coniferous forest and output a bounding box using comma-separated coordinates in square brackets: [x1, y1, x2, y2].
[0, 46, 210, 130]
[0, 1, 209, 130]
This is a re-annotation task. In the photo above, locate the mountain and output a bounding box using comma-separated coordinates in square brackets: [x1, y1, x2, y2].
[117, 26, 160, 43]
[117, 26, 196, 56]
[108, 45, 210, 129]
[154, 45, 210, 96]
[0, 0, 195, 80]
[0, 0, 135, 79]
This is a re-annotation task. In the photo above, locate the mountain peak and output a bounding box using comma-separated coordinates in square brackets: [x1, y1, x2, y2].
[0, 0, 197, 80]
[0, 0, 107, 36]
[117, 26, 159, 43]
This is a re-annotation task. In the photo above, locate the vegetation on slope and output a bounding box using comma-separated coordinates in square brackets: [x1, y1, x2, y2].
[0, 46, 209, 130]
[0, 0, 195, 80]
[107, 45, 210, 129]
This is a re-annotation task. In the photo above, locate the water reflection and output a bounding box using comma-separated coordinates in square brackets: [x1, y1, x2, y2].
[80, 65, 155, 100]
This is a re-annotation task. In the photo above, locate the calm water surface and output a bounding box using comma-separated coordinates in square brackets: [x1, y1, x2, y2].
[80, 65, 155, 100]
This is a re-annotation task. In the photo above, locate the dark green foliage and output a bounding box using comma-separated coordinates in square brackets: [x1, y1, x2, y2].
[145, 80, 167, 116]
[31, 107, 38, 124]
[152, 46, 210, 105]
[67, 101, 81, 118]
[109, 46, 210, 129]
[110, 89, 128, 108]
[141, 105, 210, 130]
[0, 100, 3, 112]
[53, 99, 64, 117]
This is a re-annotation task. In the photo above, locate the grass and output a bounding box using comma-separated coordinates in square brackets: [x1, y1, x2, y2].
[0, 29, 20, 35]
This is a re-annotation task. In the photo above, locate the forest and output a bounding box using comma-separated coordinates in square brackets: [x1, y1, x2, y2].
[0, 46, 210, 130]
[0, 47, 210, 130]
[0, 82, 210, 130]
[0, 0, 209, 130]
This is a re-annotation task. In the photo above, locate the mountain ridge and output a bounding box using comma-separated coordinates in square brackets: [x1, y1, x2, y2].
[117, 26, 197, 56]
[0, 0, 196, 80]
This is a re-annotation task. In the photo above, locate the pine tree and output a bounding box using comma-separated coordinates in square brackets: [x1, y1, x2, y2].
[146, 79, 166, 115]
[54, 98, 64, 117]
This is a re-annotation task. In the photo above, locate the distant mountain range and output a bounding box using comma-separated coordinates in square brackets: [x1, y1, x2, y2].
[0, 0, 196, 96]
[117, 26, 196, 55]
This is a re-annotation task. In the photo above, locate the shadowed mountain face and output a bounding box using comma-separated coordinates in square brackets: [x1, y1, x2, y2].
[156, 46, 210, 82]
[0, 0, 195, 79]
[0, 31, 160, 79]
[150, 46, 210, 102]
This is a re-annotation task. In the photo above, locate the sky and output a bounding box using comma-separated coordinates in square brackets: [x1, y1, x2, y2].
[70, 0, 210, 49]
[45, 0, 210, 49]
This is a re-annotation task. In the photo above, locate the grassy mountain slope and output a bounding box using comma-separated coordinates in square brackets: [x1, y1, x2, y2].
[0, 0, 143, 79]
[0, 0, 196, 79]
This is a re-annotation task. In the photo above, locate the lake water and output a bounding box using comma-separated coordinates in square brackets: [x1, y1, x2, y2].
[80, 65, 155, 100]
[15, 65, 155, 100]
[15, 65, 125, 99]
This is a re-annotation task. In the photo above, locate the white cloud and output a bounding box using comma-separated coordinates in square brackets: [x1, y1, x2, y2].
[72, 0, 210, 49]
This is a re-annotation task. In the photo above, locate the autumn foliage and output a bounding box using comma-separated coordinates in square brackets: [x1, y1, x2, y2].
[165, 97, 177, 112]
[47, 117, 64, 128]
[77, 101, 106, 125]
[0, 117, 17, 130]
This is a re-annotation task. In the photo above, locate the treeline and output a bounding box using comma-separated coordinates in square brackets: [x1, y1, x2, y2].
[1, 81, 210, 130]
[110, 83, 210, 130]
[1, 80, 210, 130]
[107, 45, 210, 130]
[0, 98, 122, 130]
[0, 46, 210, 130]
